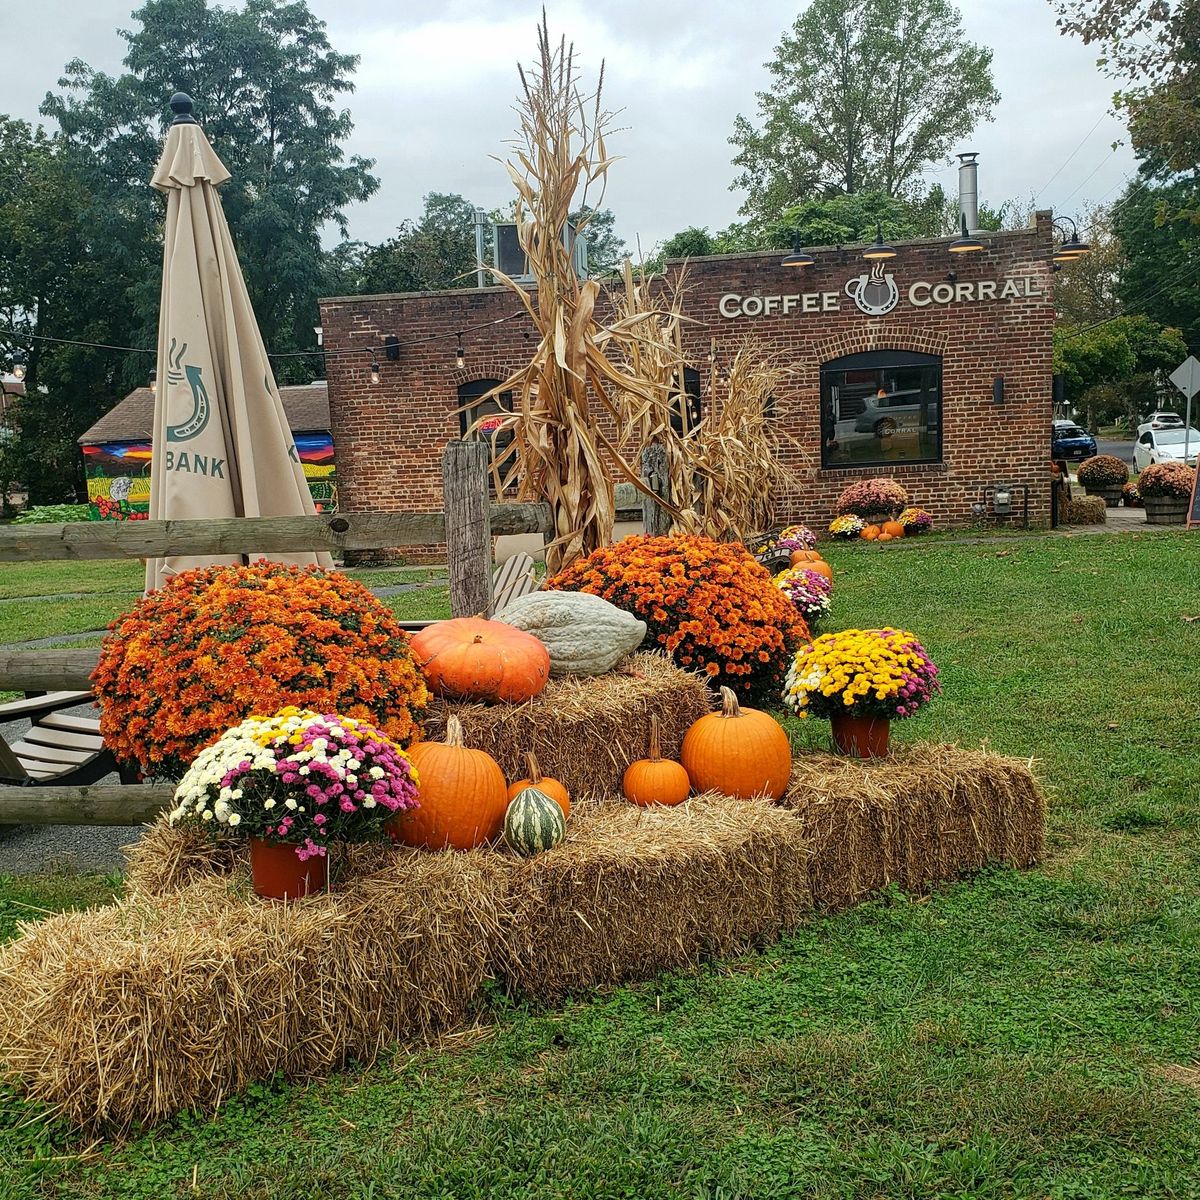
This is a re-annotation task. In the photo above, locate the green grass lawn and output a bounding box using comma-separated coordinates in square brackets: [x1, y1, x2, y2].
[1, 532, 1199, 1199]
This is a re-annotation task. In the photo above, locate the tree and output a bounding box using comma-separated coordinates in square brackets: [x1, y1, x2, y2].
[359, 193, 479, 294]
[42, 0, 378, 376]
[1053, 0, 1200, 178]
[730, 0, 998, 222]
[1112, 178, 1200, 352]
[1054, 204, 1122, 327]
[1054, 323, 1136, 428]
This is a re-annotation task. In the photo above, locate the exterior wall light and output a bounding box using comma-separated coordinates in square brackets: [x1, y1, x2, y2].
[781, 239, 815, 268]
[455, 336, 466, 370]
[862, 223, 897, 261]
[148, 368, 157, 395]
[383, 334, 400, 361]
[369, 358, 381, 385]
[11, 351, 26, 382]
[948, 213, 985, 254]
[1052, 217, 1091, 263]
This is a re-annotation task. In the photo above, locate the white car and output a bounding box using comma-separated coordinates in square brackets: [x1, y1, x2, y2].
[1134, 426, 1200, 471]
[1137, 411, 1185, 434]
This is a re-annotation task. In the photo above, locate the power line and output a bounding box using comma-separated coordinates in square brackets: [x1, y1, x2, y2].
[1035, 111, 1109, 202]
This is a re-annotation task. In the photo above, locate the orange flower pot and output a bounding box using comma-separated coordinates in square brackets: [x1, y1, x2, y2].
[830, 712, 890, 759]
[249, 837, 328, 901]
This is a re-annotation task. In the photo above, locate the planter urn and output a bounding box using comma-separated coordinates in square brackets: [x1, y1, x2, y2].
[1143, 495, 1189, 525]
[249, 837, 329, 900]
[1082, 483, 1124, 508]
[830, 712, 891, 759]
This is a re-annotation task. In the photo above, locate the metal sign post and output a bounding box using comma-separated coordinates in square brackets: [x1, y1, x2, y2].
[1169, 356, 1200, 528]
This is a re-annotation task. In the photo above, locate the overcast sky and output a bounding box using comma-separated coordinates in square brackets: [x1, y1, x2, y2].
[1, 0, 1131, 251]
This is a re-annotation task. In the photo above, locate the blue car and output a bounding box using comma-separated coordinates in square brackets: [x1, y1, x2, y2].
[1052, 421, 1097, 460]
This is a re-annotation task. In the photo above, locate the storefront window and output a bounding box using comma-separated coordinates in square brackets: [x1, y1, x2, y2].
[458, 379, 514, 491]
[820, 350, 941, 468]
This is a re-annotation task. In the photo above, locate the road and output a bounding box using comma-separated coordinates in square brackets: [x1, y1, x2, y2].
[1097, 437, 1135, 466]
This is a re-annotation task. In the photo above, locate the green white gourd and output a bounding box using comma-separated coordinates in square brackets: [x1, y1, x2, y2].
[503, 786, 567, 857]
[495, 590, 647, 676]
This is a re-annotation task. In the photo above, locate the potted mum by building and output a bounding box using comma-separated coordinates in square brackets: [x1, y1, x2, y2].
[169, 707, 421, 899]
[782, 628, 940, 758]
[1077, 454, 1129, 507]
[834, 478, 911, 521]
[1138, 461, 1196, 524]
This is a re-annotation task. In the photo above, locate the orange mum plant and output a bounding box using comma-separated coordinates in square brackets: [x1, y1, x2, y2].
[548, 534, 809, 700]
[92, 563, 429, 778]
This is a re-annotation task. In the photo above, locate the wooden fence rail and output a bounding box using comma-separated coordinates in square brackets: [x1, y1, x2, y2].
[0, 441, 667, 826]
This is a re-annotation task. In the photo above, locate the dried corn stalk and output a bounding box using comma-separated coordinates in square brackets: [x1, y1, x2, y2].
[469, 18, 673, 572]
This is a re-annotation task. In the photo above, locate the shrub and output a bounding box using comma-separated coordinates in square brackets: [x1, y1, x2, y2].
[783, 628, 940, 721]
[93, 563, 430, 777]
[548, 534, 809, 700]
[834, 478, 910, 519]
[13, 503, 91, 524]
[1077, 455, 1129, 488]
[1137, 461, 1195, 499]
[773, 566, 832, 630]
[169, 707, 421, 861]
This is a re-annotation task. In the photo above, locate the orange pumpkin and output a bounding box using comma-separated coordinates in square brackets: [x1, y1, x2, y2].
[881, 520, 905, 538]
[623, 715, 691, 807]
[410, 617, 550, 704]
[680, 686, 792, 801]
[506, 748, 571, 818]
[860, 524, 881, 541]
[806, 559, 834, 583]
[789, 549, 824, 565]
[389, 715, 508, 850]
[877, 532, 895, 542]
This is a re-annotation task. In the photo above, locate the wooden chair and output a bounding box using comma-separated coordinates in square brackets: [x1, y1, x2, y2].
[490, 551, 539, 614]
[0, 691, 128, 786]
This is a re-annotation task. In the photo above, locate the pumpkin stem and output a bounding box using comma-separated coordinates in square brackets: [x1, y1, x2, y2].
[648, 714, 662, 762]
[525, 749, 543, 785]
[719, 686, 742, 719]
[472, 634, 484, 644]
[445, 715, 466, 748]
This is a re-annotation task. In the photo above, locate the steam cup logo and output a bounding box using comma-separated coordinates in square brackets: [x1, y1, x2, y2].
[845, 261, 899, 316]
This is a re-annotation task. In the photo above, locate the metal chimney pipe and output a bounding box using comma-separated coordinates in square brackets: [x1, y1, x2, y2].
[958, 152, 979, 234]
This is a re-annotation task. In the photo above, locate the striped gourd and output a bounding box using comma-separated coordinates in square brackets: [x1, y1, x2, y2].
[503, 786, 567, 857]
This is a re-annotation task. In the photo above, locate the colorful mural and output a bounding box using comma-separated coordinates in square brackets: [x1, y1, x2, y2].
[83, 433, 337, 520]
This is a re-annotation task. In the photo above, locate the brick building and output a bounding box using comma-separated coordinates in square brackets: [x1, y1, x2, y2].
[319, 212, 1056, 547]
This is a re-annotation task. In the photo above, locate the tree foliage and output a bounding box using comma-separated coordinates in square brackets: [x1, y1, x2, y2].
[1053, 0, 1200, 177]
[730, 0, 998, 222]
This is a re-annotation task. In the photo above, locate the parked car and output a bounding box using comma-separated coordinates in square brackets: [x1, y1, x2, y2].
[1051, 421, 1097, 460]
[1137, 411, 1185, 433]
[853, 387, 928, 436]
[1134, 426, 1200, 471]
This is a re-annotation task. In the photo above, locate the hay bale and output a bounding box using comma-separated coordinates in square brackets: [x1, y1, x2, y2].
[122, 819, 240, 896]
[0, 845, 510, 1131]
[1065, 495, 1107, 525]
[496, 795, 812, 1002]
[425, 651, 713, 801]
[780, 743, 1045, 910]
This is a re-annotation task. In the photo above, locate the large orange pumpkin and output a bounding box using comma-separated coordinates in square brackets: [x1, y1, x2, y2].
[623, 715, 691, 807]
[881, 520, 905, 539]
[410, 617, 550, 704]
[806, 559, 834, 583]
[681, 686, 792, 801]
[389, 715, 508, 850]
[789, 549, 824, 566]
[506, 748, 571, 818]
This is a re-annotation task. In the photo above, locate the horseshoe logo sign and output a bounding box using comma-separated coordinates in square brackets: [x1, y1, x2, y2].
[165, 344, 212, 443]
[845, 261, 900, 317]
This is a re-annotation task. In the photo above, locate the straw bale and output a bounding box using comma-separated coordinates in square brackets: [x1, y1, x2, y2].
[425, 652, 713, 801]
[780, 743, 1045, 910]
[496, 794, 812, 1002]
[0, 844, 509, 1131]
[122, 818, 240, 896]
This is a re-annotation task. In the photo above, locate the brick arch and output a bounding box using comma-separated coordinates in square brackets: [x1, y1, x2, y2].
[810, 324, 950, 365]
[452, 359, 520, 390]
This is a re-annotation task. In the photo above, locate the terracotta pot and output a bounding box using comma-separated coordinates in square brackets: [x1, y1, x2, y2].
[830, 712, 890, 759]
[248, 837, 328, 901]
[1143, 495, 1188, 525]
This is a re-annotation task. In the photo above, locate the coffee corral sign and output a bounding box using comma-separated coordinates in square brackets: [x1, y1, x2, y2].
[719, 260, 1043, 320]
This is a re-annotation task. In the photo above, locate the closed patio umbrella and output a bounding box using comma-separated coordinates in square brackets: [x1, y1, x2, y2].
[146, 92, 332, 591]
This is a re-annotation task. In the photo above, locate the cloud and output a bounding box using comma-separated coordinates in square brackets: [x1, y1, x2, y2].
[0, 0, 1135, 254]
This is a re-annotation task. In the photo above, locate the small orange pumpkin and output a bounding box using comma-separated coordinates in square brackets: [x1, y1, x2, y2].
[680, 687, 792, 801]
[789, 549, 824, 565]
[860, 524, 881, 541]
[623, 715, 691, 807]
[410, 617, 550, 704]
[389, 716, 508, 850]
[806, 559, 834, 583]
[877, 531, 895, 542]
[506, 748, 570, 818]
[881, 520, 905, 539]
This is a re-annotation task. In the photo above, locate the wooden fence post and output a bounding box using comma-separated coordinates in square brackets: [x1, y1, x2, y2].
[639, 444, 673, 536]
[443, 440, 493, 617]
